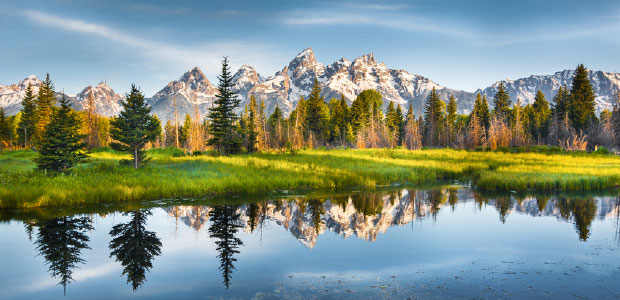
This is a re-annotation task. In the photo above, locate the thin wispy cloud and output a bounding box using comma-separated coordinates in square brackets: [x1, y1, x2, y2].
[341, 2, 411, 10]
[282, 12, 469, 37]
[22, 10, 282, 86]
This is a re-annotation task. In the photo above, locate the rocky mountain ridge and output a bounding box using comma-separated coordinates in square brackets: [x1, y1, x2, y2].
[2, 48, 620, 122]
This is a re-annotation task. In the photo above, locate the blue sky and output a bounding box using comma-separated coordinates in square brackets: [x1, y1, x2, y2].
[1, 0, 619, 96]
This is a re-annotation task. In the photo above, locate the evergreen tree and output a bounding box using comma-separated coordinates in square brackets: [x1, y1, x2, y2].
[447, 95, 458, 145]
[18, 83, 37, 148]
[423, 87, 444, 146]
[328, 96, 348, 144]
[163, 120, 176, 147]
[34, 73, 57, 146]
[208, 205, 243, 289]
[246, 96, 259, 152]
[290, 97, 307, 148]
[180, 114, 192, 147]
[552, 85, 570, 119]
[110, 84, 161, 169]
[0, 107, 8, 148]
[350, 89, 382, 133]
[34, 95, 87, 173]
[305, 78, 330, 145]
[493, 82, 511, 120]
[569, 64, 597, 131]
[267, 105, 285, 148]
[109, 210, 162, 291]
[395, 104, 404, 145]
[207, 57, 242, 154]
[35, 216, 93, 295]
[531, 90, 551, 143]
[404, 103, 422, 150]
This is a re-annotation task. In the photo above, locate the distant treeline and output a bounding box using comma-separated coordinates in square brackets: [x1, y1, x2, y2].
[1, 63, 617, 158]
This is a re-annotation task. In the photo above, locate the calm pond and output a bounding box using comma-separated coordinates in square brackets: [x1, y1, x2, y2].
[1, 187, 620, 299]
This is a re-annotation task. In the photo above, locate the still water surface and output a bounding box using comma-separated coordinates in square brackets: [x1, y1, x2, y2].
[1, 187, 620, 299]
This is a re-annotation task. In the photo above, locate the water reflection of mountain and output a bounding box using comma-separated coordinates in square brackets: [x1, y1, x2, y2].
[164, 189, 620, 247]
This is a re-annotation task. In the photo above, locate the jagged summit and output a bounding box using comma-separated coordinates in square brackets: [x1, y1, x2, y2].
[2, 48, 620, 120]
[73, 82, 123, 116]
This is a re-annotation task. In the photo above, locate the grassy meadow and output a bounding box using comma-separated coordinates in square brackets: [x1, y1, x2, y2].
[1, 147, 620, 208]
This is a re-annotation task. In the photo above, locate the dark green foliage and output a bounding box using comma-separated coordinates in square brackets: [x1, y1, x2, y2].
[385, 101, 404, 145]
[179, 114, 192, 146]
[110, 84, 161, 169]
[267, 104, 285, 148]
[447, 96, 458, 144]
[350, 89, 383, 132]
[472, 93, 490, 129]
[531, 90, 551, 143]
[328, 95, 348, 144]
[18, 83, 37, 148]
[423, 87, 444, 146]
[208, 205, 243, 289]
[552, 85, 570, 119]
[569, 64, 597, 131]
[35, 216, 93, 295]
[305, 78, 330, 144]
[246, 96, 259, 152]
[34, 73, 57, 146]
[0, 107, 8, 147]
[493, 82, 511, 120]
[109, 210, 162, 291]
[556, 197, 597, 241]
[34, 96, 87, 173]
[207, 57, 242, 155]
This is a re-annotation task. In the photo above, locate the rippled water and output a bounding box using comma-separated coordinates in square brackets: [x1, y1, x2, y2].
[2, 187, 620, 299]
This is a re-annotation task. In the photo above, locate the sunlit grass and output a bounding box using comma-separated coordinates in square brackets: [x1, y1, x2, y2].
[1, 147, 619, 208]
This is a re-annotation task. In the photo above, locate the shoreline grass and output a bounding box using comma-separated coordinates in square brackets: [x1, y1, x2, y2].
[1, 147, 620, 209]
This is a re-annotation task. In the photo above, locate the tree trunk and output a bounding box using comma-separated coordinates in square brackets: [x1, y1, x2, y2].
[134, 148, 139, 169]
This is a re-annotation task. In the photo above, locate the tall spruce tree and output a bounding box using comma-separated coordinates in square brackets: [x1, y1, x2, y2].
[423, 87, 443, 146]
[552, 85, 570, 120]
[34, 73, 57, 147]
[493, 82, 511, 120]
[531, 90, 551, 143]
[267, 105, 285, 148]
[18, 83, 37, 148]
[569, 64, 597, 131]
[207, 57, 242, 154]
[110, 84, 161, 169]
[34, 95, 87, 173]
[305, 78, 330, 144]
[246, 96, 259, 152]
[447, 95, 458, 145]
[0, 107, 8, 148]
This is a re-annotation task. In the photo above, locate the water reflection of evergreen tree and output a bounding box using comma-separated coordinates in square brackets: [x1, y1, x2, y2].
[555, 198, 597, 241]
[536, 196, 550, 213]
[308, 199, 325, 234]
[34, 216, 93, 295]
[349, 192, 383, 216]
[427, 189, 447, 218]
[109, 209, 162, 291]
[208, 205, 243, 289]
[448, 189, 459, 210]
[495, 197, 514, 223]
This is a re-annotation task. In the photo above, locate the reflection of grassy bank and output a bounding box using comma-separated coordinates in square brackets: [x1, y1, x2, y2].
[1, 147, 620, 208]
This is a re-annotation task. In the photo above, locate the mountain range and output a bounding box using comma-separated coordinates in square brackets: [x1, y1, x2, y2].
[162, 189, 620, 248]
[2, 48, 620, 123]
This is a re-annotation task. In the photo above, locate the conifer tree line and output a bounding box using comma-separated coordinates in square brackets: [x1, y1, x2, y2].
[6, 62, 620, 174]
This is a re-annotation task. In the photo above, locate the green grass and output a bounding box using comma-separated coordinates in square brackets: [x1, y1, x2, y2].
[1, 147, 620, 208]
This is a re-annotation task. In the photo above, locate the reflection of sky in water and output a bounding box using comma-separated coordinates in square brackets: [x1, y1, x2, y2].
[1, 188, 620, 299]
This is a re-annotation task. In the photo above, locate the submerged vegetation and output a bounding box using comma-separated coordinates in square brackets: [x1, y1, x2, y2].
[1, 147, 620, 208]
